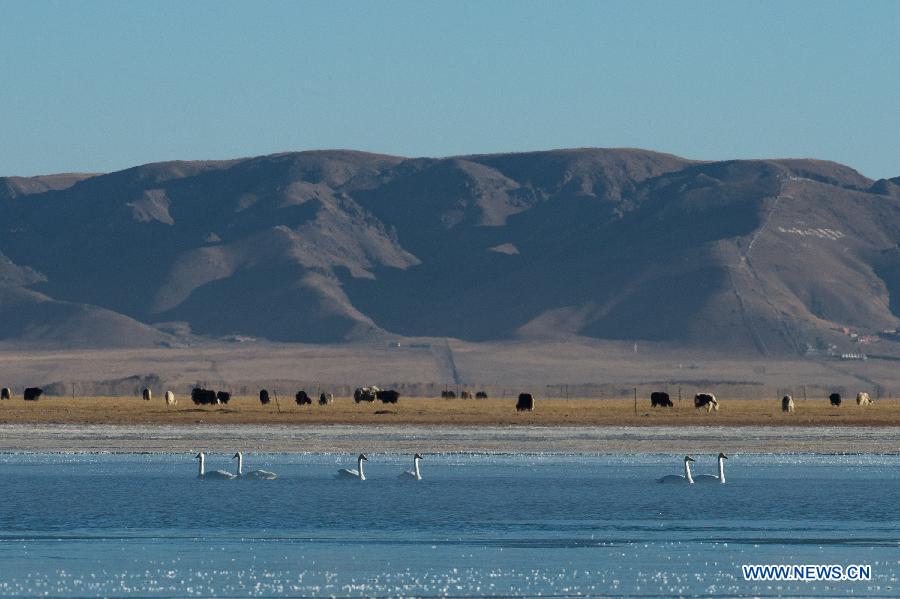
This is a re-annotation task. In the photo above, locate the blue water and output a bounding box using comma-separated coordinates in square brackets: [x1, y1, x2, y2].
[0, 453, 898, 597]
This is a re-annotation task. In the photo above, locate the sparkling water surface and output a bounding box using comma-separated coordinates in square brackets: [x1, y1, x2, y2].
[0, 453, 898, 597]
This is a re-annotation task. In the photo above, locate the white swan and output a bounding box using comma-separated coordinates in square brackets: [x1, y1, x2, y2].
[658, 455, 695, 484]
[694, 453, 728, 483]
[196, 452, 237, 480]
[398, 453, 423, 480]
[337, 454, 368, 480]
[232, 452, 277, 480]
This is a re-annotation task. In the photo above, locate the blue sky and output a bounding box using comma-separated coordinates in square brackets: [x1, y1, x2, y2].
[2, 1, 898, 178]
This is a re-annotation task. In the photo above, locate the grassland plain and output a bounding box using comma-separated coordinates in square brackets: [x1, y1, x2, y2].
[0, 396, 898, 427]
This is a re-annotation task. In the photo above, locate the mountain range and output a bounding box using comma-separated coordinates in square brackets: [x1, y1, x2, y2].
[2, 148, 899, 355]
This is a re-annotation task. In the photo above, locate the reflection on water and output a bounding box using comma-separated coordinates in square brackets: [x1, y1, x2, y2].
[0, 453, 898, 596]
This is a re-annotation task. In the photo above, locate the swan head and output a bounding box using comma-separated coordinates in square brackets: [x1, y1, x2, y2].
[232, 452, 242, 460]
[414, 453, 423, 460]
[195, 452, 204, 460]
[358, 454, 368, 461]
[684, 455, 695, 462]
[718, 452, 728, 459]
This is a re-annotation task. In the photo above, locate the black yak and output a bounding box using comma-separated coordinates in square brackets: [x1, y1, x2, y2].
[191, 388, 217, 405]
[651, 392, 673, 408]
[377, 389, 400, 404]
[516, 393, 535, 412]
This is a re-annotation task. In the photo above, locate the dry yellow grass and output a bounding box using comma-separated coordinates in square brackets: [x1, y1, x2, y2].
[0, 396, 898, 426]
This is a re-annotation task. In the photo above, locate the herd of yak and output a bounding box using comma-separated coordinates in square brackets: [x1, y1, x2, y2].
[184, 386, 400, 406]
[0, 386, 876, 412]
[0, 387, 44, 401]
[649, 390, 875, 412]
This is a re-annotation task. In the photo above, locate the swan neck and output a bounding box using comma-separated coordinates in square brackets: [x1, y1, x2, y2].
[358, 458, 366, 480]
[414, 457, 421, 479]
[198, 454, 205, 476]
[718, 457, 725, 483]
[684, 460, 694, 483]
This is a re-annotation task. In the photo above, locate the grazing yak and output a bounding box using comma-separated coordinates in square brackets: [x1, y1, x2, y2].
[516, 393, 535, 412]
[1, 387, 10, 400]
[319, 392, 334, 405]
[441, 390, 456, 399]
[782, 395, 795, 413]
[377, 389, 400, 404]
[650, 391, 673, 408]
[460, 390, 474, 400]
[24, 387, 43, 401]
[142, 388, 152, 401]
[259, 389, 270, 405]
[295, 390, 312, 405]
[694, 393, 719, 412]
[191, 388, 218, 405]
[829, 393, 842, 407]
[354, 387, 379, 403]
[216, 391, 231, 405]
[165, 390, 177, 406]
[476, 391, 488, 399]
[856, 392, 873, 406]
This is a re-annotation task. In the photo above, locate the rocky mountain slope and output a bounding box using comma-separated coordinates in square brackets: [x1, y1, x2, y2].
[1, 148, 898, 355]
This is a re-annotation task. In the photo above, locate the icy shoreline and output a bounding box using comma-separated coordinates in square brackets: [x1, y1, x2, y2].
[1, 423, 898, 454]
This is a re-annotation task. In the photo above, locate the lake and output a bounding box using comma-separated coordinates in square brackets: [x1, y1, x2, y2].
[0, 453, 897, 597]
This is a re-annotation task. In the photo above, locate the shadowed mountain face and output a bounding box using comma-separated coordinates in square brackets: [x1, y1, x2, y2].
[0, 149, 898, 354]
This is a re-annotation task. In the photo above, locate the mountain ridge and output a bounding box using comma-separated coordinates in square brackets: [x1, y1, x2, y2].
[1, 148, 897, 355]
